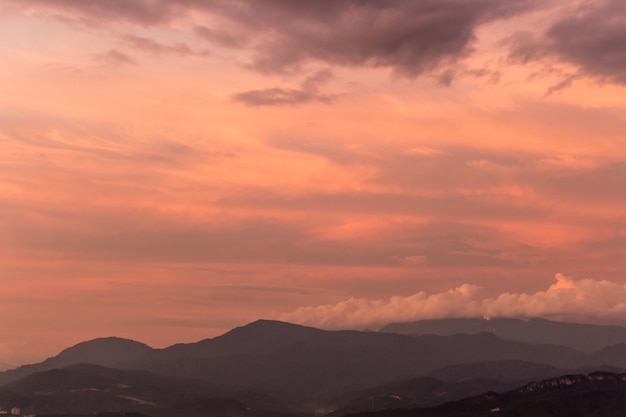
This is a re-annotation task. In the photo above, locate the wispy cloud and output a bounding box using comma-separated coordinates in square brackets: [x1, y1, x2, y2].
[94, 49, 137, 66]
[233, 69, 334, 106]
[121, 34, 208, 58]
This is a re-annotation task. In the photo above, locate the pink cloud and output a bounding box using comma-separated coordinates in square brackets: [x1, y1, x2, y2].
[280, 274, 626, 329]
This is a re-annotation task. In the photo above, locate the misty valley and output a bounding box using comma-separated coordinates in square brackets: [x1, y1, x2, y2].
[2, 318, 626, 417]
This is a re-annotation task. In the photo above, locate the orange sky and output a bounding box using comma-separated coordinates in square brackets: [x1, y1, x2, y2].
[1, 0, 626, 368]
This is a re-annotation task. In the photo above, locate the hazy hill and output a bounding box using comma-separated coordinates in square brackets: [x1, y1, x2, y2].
[591, 343, 626, 368]
[345, 372, 626, 417]
[425, 360, 567, 382]
[0, 337, 153, 386]
[381, 318, 626, 351]
[0, 363, 294, 417]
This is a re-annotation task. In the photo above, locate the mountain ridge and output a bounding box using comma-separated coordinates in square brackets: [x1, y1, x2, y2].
[4, 319, 626, 416]
[381, 317, 626, 351]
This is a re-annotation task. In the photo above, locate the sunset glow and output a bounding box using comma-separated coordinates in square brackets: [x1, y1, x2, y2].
[1, 0, 626, 369]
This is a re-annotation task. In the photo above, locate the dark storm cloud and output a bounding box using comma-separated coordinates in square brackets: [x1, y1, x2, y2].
[7, 0, 540, 77]
[510, 0, 626, 85]
[209, 0, 540, 76]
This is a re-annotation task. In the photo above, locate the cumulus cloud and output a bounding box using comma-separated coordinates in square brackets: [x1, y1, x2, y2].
[509, 0, 626, 85]
[280, 274, 626, 329]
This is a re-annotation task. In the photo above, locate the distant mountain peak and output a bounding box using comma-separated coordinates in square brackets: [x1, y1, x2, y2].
[56, 336, 152, 364]
[239, 319, 310, 330]
[219, 319, 320, 338]
[213, 319, 322, 346]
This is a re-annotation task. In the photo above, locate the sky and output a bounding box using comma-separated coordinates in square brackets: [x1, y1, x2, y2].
[1, 0, 626, 369]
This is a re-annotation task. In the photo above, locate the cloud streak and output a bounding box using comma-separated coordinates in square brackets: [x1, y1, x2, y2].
[121, 34, 207, 58]
[6, 0, 179, 25]
[233, 69, 334, 106]
[281, 274, 626, 329]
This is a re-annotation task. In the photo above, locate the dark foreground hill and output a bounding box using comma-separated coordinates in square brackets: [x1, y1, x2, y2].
[6, 367, 626, 417]
[345, 372, 626, 417]
[0, 363, 297, 417]
[381, 318, 626, 351]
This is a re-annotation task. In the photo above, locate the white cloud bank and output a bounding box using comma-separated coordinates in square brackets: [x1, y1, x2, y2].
[280, 274, 626, 329]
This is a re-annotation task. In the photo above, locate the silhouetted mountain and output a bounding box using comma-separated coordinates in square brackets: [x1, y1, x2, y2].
[54, 337, 153, 366]
[1, 363, 295, 417]
[120, 320, 589, 402]
[381, 318, 626, 351]
[5, 320, 626, 416]
[157, 319, 326, 358]
[0, 337, 153, 386]
[344, 372, 626, 417]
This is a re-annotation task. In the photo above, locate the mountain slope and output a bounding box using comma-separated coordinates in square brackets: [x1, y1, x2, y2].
[0, 337, 153, 386]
